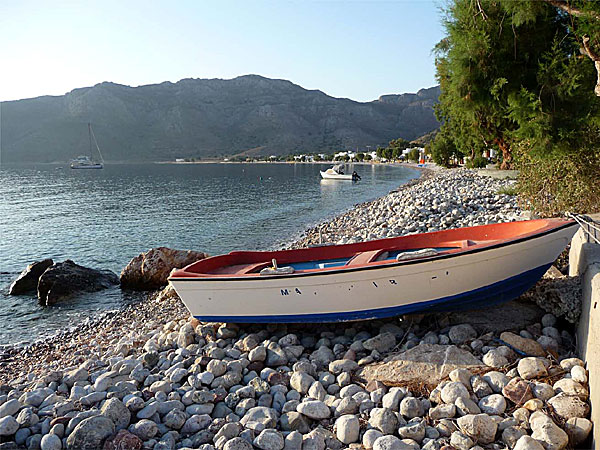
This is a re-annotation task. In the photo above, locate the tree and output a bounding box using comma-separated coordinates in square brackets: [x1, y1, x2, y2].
[541, 1, 600, 96]
[435, 0, 598, 170]
[431, 131, 461, 167]
[356, 152, 365, 161]
[408, 148, 420, 163]
[436, 0, 600, 212]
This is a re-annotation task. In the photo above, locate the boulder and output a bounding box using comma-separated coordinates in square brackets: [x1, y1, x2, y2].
[120, 247, 208, 290]
[8, 259, 53, 294]
[66, 415, 115, 450]
[37, 260, 119, 305]
[358, 344, 484, 388]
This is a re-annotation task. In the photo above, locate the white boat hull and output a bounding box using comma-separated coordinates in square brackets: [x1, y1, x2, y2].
[320, 171, 354, 180]
[170, 223, 578, 322]
[70, 164, 103, 169]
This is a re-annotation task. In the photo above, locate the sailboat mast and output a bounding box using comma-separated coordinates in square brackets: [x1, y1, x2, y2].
[88, 123, 93, 159]
[89, 124, 105, 163]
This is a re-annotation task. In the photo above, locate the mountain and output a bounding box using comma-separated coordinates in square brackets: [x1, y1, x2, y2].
[0, 75, 440, 162]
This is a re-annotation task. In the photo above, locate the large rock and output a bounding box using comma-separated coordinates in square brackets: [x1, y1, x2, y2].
[531, 422, 569, 450]
[297, 400, 330, 419]
[499, 332, 545, 357]
[456, 414, 498, 444]
[444, 299, 545, 333]
[521, 274, 582, 323]
[358, 344, 483, 388]
[0, 416, 19, 436]
[547, 393, 590, 419]
[37, 260, 119, 305]
[8, 259, 53, 295]
[335, 415, 360, 444]
[120, 247, 208, 290]
[66, 415, 115, 450]
[564, 417, 593, 447]
[240, 407, 279, 428]
[100, 398, 130, 431]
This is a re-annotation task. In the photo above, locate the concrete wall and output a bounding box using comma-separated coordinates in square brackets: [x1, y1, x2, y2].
[570, 214, 600, 448]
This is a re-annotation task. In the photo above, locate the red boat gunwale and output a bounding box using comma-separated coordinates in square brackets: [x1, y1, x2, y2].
[169, 219, 575, 280]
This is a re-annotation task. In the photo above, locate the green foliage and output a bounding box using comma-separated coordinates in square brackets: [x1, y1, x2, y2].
[467, 155, 488, 169]
[436, 0, 600, 214]
[378, 138, 411, 161]
[435, 0, 598, 168]
[356, 153, 365, 161]
[364, 153, 373, 161]
[408, 148, 420, 163]
[431, 132, 461, 167]
[497, 185, 518, 196]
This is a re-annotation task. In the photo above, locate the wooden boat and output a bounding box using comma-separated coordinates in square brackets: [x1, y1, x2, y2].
[169, 218, 578, 323]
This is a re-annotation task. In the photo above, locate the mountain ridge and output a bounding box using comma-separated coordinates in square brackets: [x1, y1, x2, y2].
[1, 75, 440, 162]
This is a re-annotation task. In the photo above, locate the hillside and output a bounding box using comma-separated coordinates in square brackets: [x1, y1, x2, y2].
[0, 75, 440, 162]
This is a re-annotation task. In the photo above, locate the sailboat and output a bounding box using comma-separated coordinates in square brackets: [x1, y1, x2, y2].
[70, 123, 104, 169]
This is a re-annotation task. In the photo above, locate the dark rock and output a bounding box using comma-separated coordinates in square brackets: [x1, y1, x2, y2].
[37, 260, 119, 305]
[502, 378, 533, 406]
[102, 429, 142, 450]
[8, 259, 53, 295]
[120, 247, 208, 290]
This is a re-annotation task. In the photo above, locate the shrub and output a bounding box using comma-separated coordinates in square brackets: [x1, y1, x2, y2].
[515, 138, 600, 217]
[467, 155, 488, 168]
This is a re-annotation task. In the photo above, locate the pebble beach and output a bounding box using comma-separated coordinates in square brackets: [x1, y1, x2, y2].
[0, 168, 591, 450]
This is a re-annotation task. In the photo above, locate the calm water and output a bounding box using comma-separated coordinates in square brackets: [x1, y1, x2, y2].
[0, 162, 418, 347]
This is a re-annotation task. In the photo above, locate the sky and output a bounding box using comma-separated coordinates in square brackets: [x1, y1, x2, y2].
[0, 0, 446, 103]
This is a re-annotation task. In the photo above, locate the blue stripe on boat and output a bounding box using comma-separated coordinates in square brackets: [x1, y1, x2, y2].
[193, 263, 552, 323]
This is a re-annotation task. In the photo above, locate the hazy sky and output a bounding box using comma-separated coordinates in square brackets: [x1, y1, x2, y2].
[0, 0, 445, 103]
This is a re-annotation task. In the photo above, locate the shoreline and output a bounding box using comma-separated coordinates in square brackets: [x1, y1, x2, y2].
[0, 165, 427, 355]
[0, 168, 588, 450]
[0, 167, 512, 379]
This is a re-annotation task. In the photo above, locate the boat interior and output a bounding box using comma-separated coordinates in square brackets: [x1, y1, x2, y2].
[170, 219, 571, 278]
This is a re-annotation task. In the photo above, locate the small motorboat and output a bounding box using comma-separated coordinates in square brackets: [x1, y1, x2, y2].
[320, 165, 360, 181]
[169, 219, 578, 323]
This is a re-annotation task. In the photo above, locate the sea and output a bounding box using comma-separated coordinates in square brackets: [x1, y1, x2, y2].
[0, 162, 419, 347]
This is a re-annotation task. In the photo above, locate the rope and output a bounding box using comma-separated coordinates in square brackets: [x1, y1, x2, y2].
[566, 212, 600, 245]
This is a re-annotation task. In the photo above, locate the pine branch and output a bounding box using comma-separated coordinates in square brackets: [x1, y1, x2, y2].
[542, 0, 600, 21]
[582, 35, 600, 61]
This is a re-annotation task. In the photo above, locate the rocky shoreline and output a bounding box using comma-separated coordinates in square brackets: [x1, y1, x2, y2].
[0, 168, 591, 450]
[289, 168, 525, 249]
